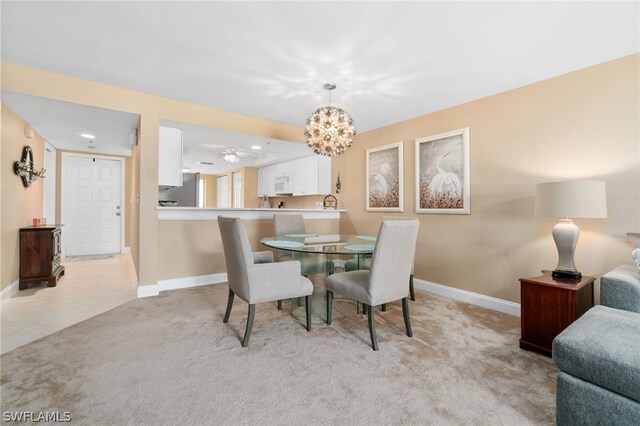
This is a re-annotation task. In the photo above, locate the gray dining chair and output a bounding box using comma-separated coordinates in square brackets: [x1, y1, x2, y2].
[345, 257, 416, 302]
[273, 213, 334, 276]
[326, 218, 420, 351]
[218, 216, 313, 347]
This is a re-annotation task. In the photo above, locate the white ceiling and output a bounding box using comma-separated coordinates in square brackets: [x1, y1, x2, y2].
[1, 91, 140, 157]
[162, 120, 312, 174]
[1, 2, 638, 159]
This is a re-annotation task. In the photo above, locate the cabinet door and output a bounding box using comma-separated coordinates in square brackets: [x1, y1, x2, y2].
[275, 162, 292, 178]
[317, 155, 332, 195]
[158, 126, 183, 186]
[292, 156, 318, 196]
[258, 165, 276, 197]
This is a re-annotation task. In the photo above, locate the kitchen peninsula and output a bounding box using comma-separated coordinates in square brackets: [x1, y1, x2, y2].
[155, 207, 344, 289]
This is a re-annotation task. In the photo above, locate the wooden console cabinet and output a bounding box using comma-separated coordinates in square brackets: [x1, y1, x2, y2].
[519, 270, 594, 356]
[19, 225, 65, 290]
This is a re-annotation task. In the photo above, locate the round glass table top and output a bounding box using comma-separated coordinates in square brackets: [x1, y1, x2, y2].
[260, 234, 376, 255]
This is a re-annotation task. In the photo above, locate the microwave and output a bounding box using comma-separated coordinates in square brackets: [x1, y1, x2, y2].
[275, 175, 292, 194]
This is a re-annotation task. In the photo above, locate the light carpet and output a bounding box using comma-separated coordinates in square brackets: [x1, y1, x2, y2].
[0, 284, 556, 425]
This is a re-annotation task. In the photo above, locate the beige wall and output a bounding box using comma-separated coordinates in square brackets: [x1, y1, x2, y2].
[2, 62, 305, 290]
[1, 104, 45, 291]
[333, 54, 640, 303]
[202, 174, 217, 208]
[129, 143, 140, 274]
[158, 218, 339, 280]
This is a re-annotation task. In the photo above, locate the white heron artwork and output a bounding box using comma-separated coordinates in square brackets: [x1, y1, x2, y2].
[416, 128, 470, 214]
[429, 152, 462, 197]
[366, 141, 404, 211]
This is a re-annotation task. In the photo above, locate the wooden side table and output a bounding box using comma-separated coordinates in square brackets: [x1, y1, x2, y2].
[19, 225, 65, 290]
[519, 270, 594, 356]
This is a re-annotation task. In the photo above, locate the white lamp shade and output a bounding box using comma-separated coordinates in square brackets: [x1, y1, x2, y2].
[535, 180, 607, 219]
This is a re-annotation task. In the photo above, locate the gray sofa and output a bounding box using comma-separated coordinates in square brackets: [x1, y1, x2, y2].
[553, 265, 640, 425]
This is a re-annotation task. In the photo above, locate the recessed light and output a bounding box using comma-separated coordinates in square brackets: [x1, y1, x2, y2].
[251, 145, 262, 150]
[81, 133, 96, 139]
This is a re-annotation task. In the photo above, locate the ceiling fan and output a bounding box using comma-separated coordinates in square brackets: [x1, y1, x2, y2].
[198, 144, 260, 164]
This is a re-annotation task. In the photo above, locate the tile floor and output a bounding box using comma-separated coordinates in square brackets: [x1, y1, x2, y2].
[1, 254, 138, 354]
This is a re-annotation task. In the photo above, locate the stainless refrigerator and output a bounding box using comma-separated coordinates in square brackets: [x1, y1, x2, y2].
[158, 172, 200, 207]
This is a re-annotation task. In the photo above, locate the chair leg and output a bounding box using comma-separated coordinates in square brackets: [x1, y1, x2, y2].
[326, 291, 333, 325]
[410, 274, 415, 301]
[402, 297, 413, 337]
[241, 304, 256, 347]
[223, 289, 235, 323]
[367, 304, 379, 351]
[305, 295, 312, 332]
[381, 304, 387, 312]
[277, 300, 283, 310]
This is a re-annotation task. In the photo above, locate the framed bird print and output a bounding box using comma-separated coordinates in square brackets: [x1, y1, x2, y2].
[415, 128, 470, 214]
[366, 141, 404, 212]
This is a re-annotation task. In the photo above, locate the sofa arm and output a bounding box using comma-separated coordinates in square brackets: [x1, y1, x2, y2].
[600, 264, 640, 313]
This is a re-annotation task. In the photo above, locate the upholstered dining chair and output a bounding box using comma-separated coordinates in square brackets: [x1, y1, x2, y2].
[273, 213, 334, 276]
[345, 257, 416, 302]
[218, 216, 313, 347]
[326, 218, 420, 351]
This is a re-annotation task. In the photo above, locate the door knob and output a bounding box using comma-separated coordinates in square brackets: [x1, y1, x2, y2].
[115, 212, 121, 216]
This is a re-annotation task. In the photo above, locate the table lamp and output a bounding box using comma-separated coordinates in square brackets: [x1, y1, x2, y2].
[535, 180, 607, 279]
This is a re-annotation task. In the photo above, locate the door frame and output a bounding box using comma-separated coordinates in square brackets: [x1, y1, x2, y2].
[43, 141, 57, 224]
[61, 152, 125, 257]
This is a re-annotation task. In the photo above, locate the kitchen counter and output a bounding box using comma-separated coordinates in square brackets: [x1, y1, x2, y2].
[157, 207, 345, 220]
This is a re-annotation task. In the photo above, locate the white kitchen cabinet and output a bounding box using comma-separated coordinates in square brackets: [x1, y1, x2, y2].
[291, 155, 331, 196]
[158, 126, 183, 187]
[257, 164, 276, 197]
[258, 156, 331, 197]
[275, 162, 292, 178]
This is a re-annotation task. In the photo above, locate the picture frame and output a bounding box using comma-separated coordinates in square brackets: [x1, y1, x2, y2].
[366, 141, 403, 212]
[415, 128, 470, 214]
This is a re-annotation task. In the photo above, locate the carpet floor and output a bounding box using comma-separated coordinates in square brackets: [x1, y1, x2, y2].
[0, 284, 556, 425]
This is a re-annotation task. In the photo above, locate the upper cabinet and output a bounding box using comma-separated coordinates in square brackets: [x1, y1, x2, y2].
[158, 126, 183, 187]
[258, 155, 331, 197]
[257, 164, 276, 197]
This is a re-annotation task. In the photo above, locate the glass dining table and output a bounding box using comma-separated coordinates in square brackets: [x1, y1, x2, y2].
[260, 234, 376, 323]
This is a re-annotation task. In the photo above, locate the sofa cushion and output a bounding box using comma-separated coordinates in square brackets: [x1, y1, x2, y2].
[553, 305, 640, 402]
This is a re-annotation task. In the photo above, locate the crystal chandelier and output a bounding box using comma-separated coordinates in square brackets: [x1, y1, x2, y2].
[304, 83, 356, 156]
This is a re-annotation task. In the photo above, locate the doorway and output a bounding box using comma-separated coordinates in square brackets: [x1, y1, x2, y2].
[43, 141, 56, 224]
[61, 153, 124, 256]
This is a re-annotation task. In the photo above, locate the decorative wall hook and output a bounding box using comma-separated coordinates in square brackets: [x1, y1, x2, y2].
[336, 172, 341, 193]
[14, 146, 46, 188]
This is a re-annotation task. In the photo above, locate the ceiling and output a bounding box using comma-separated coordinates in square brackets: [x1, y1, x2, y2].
[162, 120, 312, 174]
[2, 91, 140, 156]
[1, 2, 638, 162]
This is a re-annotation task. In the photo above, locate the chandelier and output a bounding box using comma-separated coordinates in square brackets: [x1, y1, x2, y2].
[304, 83, 356, 156]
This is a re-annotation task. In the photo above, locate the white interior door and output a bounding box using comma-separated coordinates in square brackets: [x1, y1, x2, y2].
[43, 142, 56, 224]
[63, 154, 122, 256]
[217, 175, 229, 208]
[232, 172, 242, 208]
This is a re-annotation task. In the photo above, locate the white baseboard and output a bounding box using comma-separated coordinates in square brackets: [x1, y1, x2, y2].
[135, 272, 520, 318]
[137, 284, 160, 298]
[137, 272, 228, 298]
[1, 279, 20, 305]
[158, 272, 227, 292]
[414, 278, 521, 317]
